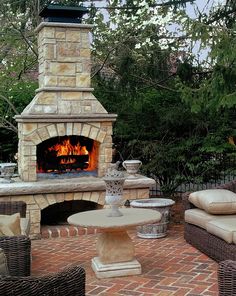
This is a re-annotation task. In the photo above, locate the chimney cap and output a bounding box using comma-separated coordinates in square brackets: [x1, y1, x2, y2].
[39, 4, 89, 23]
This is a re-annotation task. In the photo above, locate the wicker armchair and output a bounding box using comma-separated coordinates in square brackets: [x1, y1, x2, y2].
[0, 265, 86, 296]
[0, 201, 31, 276]
[218, 260, 236, 296]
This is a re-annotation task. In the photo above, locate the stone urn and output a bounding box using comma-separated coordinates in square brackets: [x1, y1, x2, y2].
[122, 160, 142, 178]
[0, 163, 17, 183]
[103, 162, 126, 217]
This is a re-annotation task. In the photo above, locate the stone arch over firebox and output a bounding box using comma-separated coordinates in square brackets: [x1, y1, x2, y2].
[17, 121, 113, 181]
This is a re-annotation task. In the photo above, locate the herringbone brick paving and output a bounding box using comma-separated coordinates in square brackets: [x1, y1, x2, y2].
[32, 224, 219, 295]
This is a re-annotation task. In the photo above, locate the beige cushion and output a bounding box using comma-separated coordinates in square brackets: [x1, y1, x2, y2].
[0, 213, 21, 236]
[189, 189, 236, 214]
[185, 209, 216, 229]
[206, 218, 236, 243]
[184, 209, 235, 230]
[0, 248, 9, 275]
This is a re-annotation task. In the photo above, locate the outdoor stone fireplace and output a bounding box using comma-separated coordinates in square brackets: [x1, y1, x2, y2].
[15, 17, 116, 181]
[0, 5, 155, 239]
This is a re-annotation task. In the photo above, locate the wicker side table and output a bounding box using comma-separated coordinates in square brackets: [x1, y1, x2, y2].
[130, 198, 175, 238]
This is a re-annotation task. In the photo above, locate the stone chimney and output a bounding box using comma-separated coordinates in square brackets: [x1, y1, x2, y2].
[15, 5, 117, 181]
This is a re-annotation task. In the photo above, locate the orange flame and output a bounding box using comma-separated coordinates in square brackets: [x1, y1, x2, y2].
[48, 139, 88, 156]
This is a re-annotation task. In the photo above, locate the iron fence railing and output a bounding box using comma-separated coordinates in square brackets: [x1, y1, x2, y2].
[149, 152, 236, 197]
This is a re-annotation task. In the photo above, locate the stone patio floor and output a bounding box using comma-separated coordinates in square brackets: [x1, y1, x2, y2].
[32, 224, 219, 296]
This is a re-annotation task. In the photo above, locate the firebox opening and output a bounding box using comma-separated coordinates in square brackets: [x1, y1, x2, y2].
[37, 135, 99, 177]
[41, 200, 99, 225]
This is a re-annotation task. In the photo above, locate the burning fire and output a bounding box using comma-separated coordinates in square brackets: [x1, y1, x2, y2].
[48, 139, 89, 157]
[37, 136, 99, 173]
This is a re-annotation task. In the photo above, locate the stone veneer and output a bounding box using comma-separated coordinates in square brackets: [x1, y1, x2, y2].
[15, 22, 117, 181]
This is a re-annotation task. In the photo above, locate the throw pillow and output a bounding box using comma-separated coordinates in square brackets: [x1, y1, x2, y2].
[0, 213, 21, 236]
[189, 189, 236, 214]
[0, 248, 9, 275]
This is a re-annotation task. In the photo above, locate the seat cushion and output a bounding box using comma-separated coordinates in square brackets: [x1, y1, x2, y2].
[185, 209, 216, 229]
[0, 213, 21, 236]
[206, 218, 236, 243]
[189, 189, 236, 214]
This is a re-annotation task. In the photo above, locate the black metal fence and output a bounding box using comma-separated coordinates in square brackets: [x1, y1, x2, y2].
[150, 152, 236, 197]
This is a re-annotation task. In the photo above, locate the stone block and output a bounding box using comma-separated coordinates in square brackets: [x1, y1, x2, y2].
[66, 123, 73, 135]
[37, 92, 57, 105]
[56, 123, 66, 136]
[44, 44, 55, 60]
[22, 123, 37, 135]
[47, 124, 58, 138]
[30, 209, 41, 224]
[104, 148, 113, 162]
[55, 193, 65, 203]
[46, 194, 57, 205]
[82, 192, 91, 201]
[55, 30, 66, 40]
[76, 73, 90, 87]
[82, 61, 91, 74]
[65, 193, 74, 201]
[35, 194, 49, 210]
[80, 49, 90, 58]
[98, 192, 106, 205]
[41, 27, 55, 39]
[76, 63, 83, 72]
[57, 77, 76, 87]
[66, 30, 81, 42]
[89, 127, 99, 140]
[81, 33, 90, 48]
[49, 62, 75, 76]
[37, 127, 50, 142]
[90, 192, 99, 203]
[96, 130, 106, 143]
[27, 132, 41, 145]
[70, 101, 82, 114]
[74, 192, 83, 200]
[58, 101, 71, 114]
[61, 92, 82, 101]
[83, 105, 92, 112]
[81, 124, 91, 137]
[137, 189, 149, 199]
[44, 76, 57, 87]
[73, 122, 82, 135]
[57, 43, 80, 59]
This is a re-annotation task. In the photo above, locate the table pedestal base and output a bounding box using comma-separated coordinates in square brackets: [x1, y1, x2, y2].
[91, 257, 141, 278]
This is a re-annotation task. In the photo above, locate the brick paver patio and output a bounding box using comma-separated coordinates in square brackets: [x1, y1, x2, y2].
[32, 224, 218, 296]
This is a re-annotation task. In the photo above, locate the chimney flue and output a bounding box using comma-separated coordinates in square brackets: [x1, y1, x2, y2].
[39, 4, 89, 23]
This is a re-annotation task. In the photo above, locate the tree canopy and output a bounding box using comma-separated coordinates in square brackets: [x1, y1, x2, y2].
[0, 0, 235, 193]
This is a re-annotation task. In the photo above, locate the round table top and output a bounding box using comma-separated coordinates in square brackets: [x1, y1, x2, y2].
[67, 208, 161, 230]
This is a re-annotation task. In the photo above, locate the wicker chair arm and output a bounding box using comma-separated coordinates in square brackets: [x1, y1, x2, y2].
[181, 191, 196, 210]
[0, 235, 31, 276]
[0, 265, 86, 296]
[0, 201, 26, 218]
[218, 260, 236, 296]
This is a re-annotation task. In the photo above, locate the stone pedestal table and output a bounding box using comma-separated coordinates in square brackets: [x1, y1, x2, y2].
[68, 208, 161, 278]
